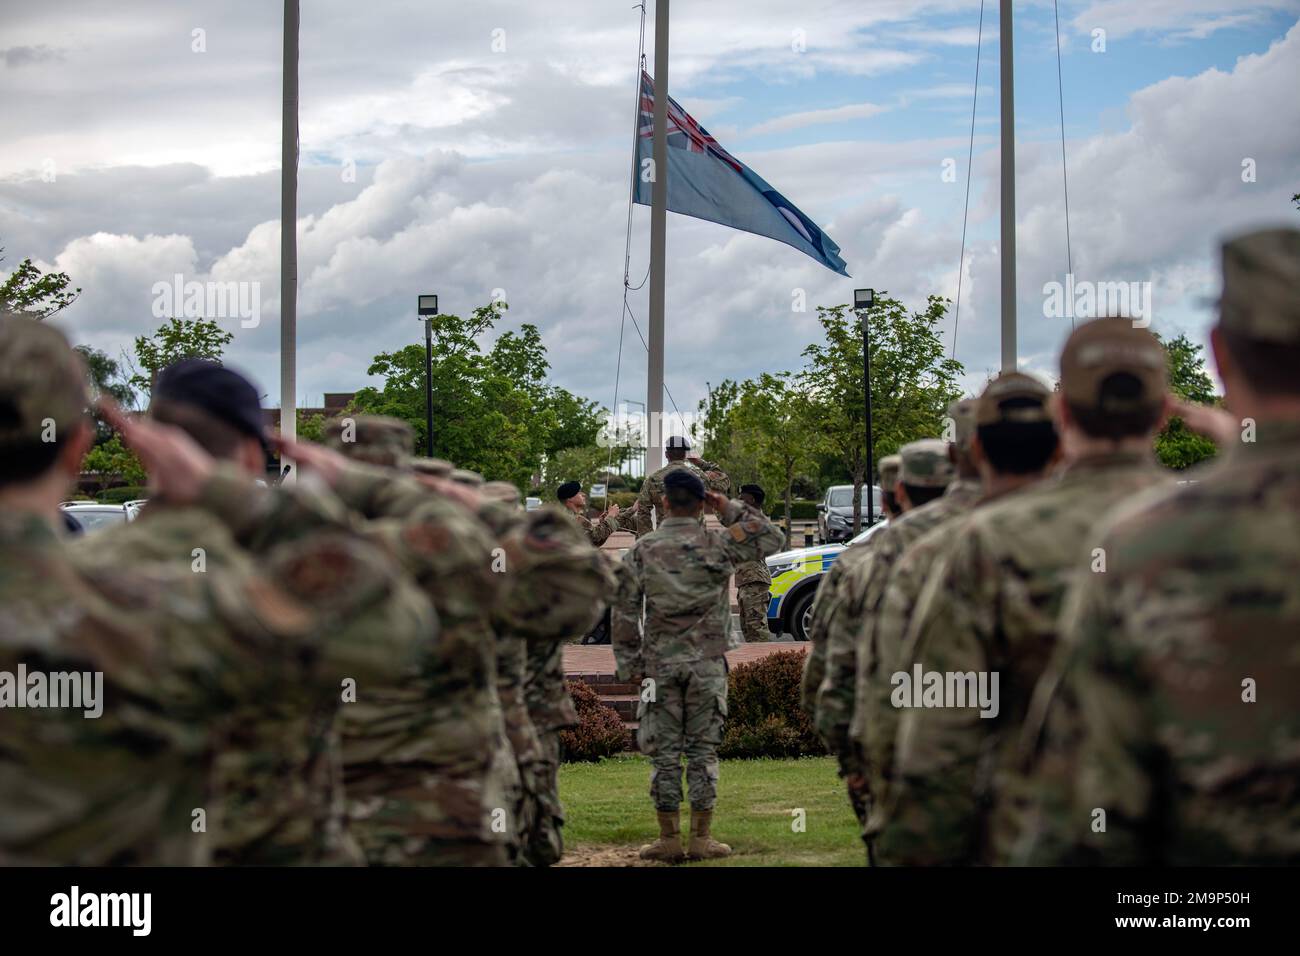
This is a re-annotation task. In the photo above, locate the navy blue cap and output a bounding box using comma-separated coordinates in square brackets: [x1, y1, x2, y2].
[663, 468, 705, 499]
[153, 359, 265, 444]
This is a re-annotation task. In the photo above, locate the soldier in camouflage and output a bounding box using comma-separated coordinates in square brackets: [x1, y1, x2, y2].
[812, 437, 964, 837]
[0, 318, 426, 864]
[877, 454, 903, 520]
[556, 480, 638, 546]
[1021, 228, 1300, 865]
[735, 485, 773, 643]
[855, 382, 1058, 855]
[634, 435, 710, 536]
[876, 318, 1173, 865]
[613, 470, 784, 860]
[77, 362, 439, 866]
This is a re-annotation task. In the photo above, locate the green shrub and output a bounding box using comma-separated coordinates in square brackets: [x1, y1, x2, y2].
[559, 680, 630, 762]
[606, 491, 638, 511]
[765, 499, 819, 521]
[98, 485, 148, 504]
[720, 650, 825, 759]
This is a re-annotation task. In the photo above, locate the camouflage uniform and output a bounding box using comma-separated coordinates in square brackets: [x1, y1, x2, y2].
[734, 554, 772, 643]
[876, 328, 1172, 866]
[815, 440, 967, 829]
[76, 469, 437, 866]
[0, 318, 426, 865]
[612, 496, 784, 817]
[568, 504, 637, 548]
[635, 459, 708, 536]
[1022, 229, 1300, 866]
[323, 417, 515, 866]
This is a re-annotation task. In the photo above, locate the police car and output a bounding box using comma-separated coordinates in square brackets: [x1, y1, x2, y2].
[765, 520, 890, 641]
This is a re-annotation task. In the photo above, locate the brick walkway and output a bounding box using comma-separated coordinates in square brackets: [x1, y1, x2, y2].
[564, 641, 805, 679]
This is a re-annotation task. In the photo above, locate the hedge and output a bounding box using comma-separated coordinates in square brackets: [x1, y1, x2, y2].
[765, 499, 819, 521]
[97, 486, 148, 504]
[720, 650, 826, 759]
[559, 680, 630, 762]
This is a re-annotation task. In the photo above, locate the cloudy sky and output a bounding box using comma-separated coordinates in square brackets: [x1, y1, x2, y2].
[3, 0, 1298, 430]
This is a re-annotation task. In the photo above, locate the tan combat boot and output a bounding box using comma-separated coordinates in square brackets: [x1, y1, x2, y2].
[639, 810, 685, 862]
[687, 809, 732, 859]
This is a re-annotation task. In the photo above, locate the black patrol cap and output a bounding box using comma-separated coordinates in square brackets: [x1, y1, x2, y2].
[664, 468, 705, 500]
[556, 480, 581, 501]
[153, 358, 266, 445]
[739, 483, 765, 506]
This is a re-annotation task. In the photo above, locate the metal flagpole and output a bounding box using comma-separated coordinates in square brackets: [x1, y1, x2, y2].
[280, 0, 299, 481]
[999, 0, 1016, 371]
[647, 0, 668, 474]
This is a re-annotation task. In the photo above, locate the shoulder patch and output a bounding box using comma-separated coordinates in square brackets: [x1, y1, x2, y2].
[728, 523, 747, 542]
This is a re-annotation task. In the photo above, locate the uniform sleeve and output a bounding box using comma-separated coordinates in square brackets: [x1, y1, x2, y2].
[815, 565, 872, 768]
[587, 513, 617, 548]
[871, 535, 996, 864]
[611, 546, 646, 680]
[715, 499, 786, 568]
[800, 562, 844, 715]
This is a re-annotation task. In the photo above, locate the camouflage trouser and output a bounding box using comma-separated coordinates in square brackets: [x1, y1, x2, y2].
[523, 730, 565, 866]
[637, 658, 728, 812]
[736, 582, 771, 642]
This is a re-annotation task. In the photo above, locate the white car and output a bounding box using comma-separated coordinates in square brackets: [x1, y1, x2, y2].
[59, 502, 130, 534]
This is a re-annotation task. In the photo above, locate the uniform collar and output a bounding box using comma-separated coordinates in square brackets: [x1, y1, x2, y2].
[1059, 448, 1156, 479]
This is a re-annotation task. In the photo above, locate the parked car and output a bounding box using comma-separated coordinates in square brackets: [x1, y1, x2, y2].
[525, 497, 542, 512]
[58, 502, 129, 534]
[123, 499, 148, 521]
[816, 484, 884, 543]
[765, 519, 890, 641]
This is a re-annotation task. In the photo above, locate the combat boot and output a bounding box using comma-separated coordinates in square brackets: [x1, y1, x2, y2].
[638, 810, 685, 862]
[687, 809, 732, 859]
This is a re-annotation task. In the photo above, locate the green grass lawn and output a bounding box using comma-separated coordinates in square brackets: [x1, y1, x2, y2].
[559, 754, 866, 866]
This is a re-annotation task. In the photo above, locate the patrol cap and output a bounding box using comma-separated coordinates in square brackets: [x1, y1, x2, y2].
[153, 359, 265, 444]
[1059, 317, 1166, 412]
[663, 468, 705, 500]
[665, 435, 691, 450]
[482, 481, 521, 506]
[556, 480, 581, 501]
[878, 454, 902, 489]
[0, 316, 88, 449]
[947, 398, 977, 451]
[322, 414, 415, 469]
[1218, 227, 1300, 344]
[450, 468, 484, 487]
[975, 372, 1052, 426]
[410, 456, 454, 478]
[899, 439, 955, 488]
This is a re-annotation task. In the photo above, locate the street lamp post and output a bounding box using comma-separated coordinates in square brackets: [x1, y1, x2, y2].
[418, 294, 438, 456]
[854, 288, 876, 530]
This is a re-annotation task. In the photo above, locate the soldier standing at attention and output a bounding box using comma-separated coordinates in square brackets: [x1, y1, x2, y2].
[735, 484, 773, 643]
[876, 317, 1173, 866]
[612, 471, 784, 861]
[1025, 229, 1300, 865]
[634, 435, 707, 536]
[877, 455, 904, 520]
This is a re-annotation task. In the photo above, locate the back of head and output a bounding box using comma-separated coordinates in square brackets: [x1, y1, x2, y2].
[0, 316, 89, 488]
[1216, 227, 1300, 399]
[899, 438, 954, 506]
[975, 371, 1058, 474]
[150, 358, 267, 459]
[665, 434, 690, 462]
[322, 414, 415, 469]
[663, 467, 705, 513]
[1059, 317, 1167, 439]
[739, 483, 765, 507]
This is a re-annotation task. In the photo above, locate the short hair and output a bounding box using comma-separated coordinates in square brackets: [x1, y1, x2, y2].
[1064, 372, 1164, 439]
[977, 402, 1060, 475]
[665, 484, 700, 509]
[149, 398, 254, 459]
[900, 483, 946, 507]
[0, 428, 64, 487]
[665, 446, 687, 461]
[1220, 328, 1300, 398]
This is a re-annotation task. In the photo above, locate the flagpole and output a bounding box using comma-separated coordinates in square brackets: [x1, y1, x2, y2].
[647, 0, 668, 474]
[280, 0, 299, 480]
[999, 0, 1016, 371]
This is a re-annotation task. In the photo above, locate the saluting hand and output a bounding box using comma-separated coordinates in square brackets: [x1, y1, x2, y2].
[97, 396, 216, 504]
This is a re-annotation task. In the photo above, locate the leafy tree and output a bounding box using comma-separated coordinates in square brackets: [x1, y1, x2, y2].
[130, 317, 233, 395]
[296, 410, 327, 443]
[800, 296, 964, 533]
[0, 246, 80, 318]
[731, 372, 819, 542]
[353, 301, 601, 488]
[81, 434, 145, 494]
[74, 345, 137, 432]
[1153, 331, 1219, 470]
